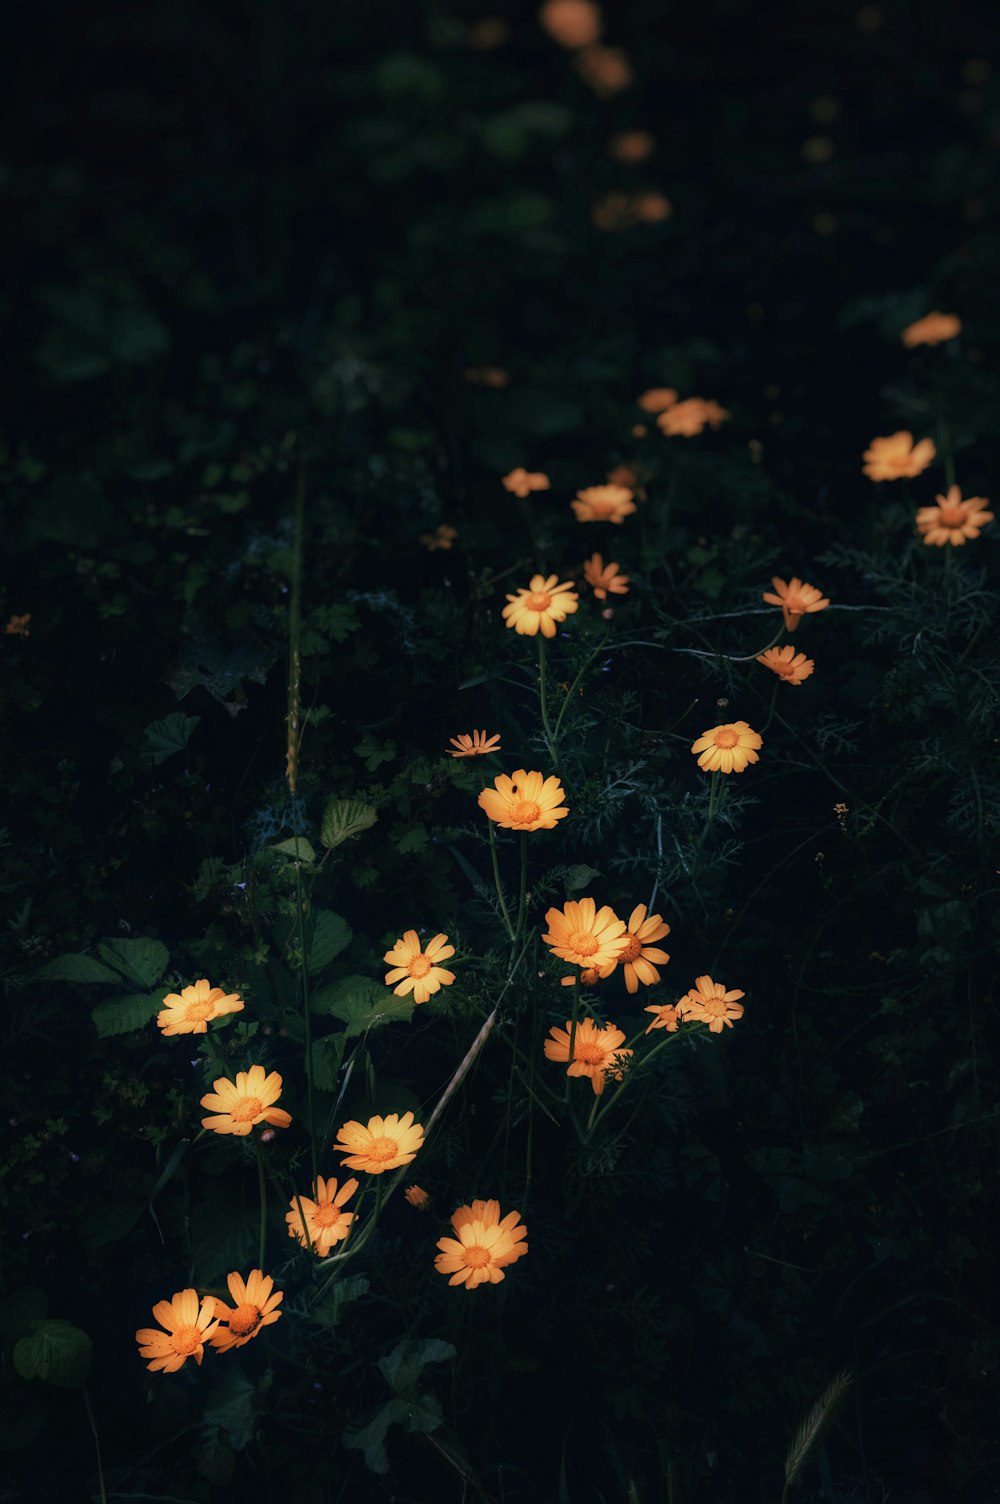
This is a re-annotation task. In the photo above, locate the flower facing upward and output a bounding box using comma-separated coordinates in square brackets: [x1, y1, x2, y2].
[478, 770, 568, 831]
[200, 1067, 293, 1137]
[383, 930, 456, 1004]
[677, 975, 746, 1032]
[286, 1177, 359, 1257]
[761, 576, 830, 632]
[571, 485, 636, 524]
[435, 1202, 528, 1288]
[862, 431, 936, 481]
[420, 524, 457, 551]
[334, 1111, 424, 1175]
[539, 0, 602, 48]
[757, 645, 815, 685]
[404, 1184, 431, 1210]
[5, 614, 30, 637]
[901, 311, 961, 348]
[448, 729, 502, 758]
[690, 722, 762, 774]
[544, 1018, 632, 1095]
[210, 1269, 283, 1352]
[657, 397, 730, 436]
[916, 486, 994, 547]
[637, 387, 678, 413]
[502, 468, 551, 498]
[583, 553, 630, 600]
[502, 574, 579, 637]
[157, 978, 245, 1037]
[643, 1001, 681, 1034]
[543, 897, 628, 970]
[136, 1288, 220, 1373]
[613, 903, 671, 993]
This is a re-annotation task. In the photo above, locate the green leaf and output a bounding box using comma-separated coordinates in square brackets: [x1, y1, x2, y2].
[342, 1400, 396, 1474]
[143, 713, 201, 765]
[0, 1287, 48, 1345]
[91, 990, 167, 1038]
[308, 910, 353, 975]
[191, 1188, 257, 1283]
[354, 732, 395, 771]
[311, 1275, 370, 1328]
[312, 975, 414, 1036]
[31, 953, 120, 984]
[311, 1032, 345, 1092]
[379, 1338, 456, 1395]
[320, 797, 378, 849]
[269, 836, 317, 864]
[79, 1197, 145, 1252]
[203, 1363, 256, 1449]
[96, 937, 169, 989]
[13, 1319, 92, 1387]
[195, 1435, 236, 1487]
[396, 826, 428, 855]
[564, 864, 603, 894]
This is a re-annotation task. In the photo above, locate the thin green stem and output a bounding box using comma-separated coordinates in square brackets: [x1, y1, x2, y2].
[761, 679, 780, 733]
[84, 1384, 108, 1504]
[487, 820, 516, 942]
[551, 630, 611, 743]
[254, 1132, 268, 1270]
[537, 635, 559, 770]
[514, 831, 528, 952]
[563, 988, 582, 1104]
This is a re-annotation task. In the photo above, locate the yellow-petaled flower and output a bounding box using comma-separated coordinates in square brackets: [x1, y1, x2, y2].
[478, 769, 568, 831]
[677, 975, 745, 1032]
[135, 1288, 220, 1374]
[756, 645, 815, 685]
[502, 574, 579, 637]
[901, 311, 961, 348]
[657, 397, 729, 436]
[502, 468, 551, 498]
[761, 575, 830, 632]
[583, 553, 630, 600]
[199, 1067, 293, 1137]
[286, 1176, 359, 1257]
[690, 721, 762, 774]
[637, 387, 677, 413]
[612, 903, 671, 993]
[435, 1202, 528, 1287]
[404, 1184, 431, 1210]
[209, 1269, 283, 1352]
[157, 978, 245, 1036]
[571, 485, 636, 524]
[334, 1111, 424, 1175]
[643, 1001, 681, 1034]
[560, 966, 602, 987]
[543, 897, 628, 970]
[383, 930, 456, 1004]
[543, 1018, 632, 1095]
[447, 729, 502, 758]
[916, 485, 994, 547]
[862, 431, 936, 481]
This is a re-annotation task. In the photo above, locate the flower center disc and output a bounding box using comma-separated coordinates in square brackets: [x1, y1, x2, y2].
[526, 593, 552, 611]
[939, 506, 965, 526]
[172, 1325, 203, 1355]
[465, 1246, 491, 1268]
[576, 1043, 606, 1065]
[714, 729, 738, 749]
[312, 1205, 339, 1228]
[568, 931, 598, 956]
[229, 1303, 262, 1336]
[368, 1137, 399, 1162]
[184, 999, 215, 1021]
[511, 800, 541, 825]
[231, 1096, 263, 1122]
[620, 936, 643, 962]
[408, 955, 431, 978]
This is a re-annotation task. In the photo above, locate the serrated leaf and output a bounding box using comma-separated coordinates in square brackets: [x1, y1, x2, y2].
[321, 797, 378, 849]
[91, 990, 167, 1038]
[379, 1338, 456, 1395]
[31, 953, 120, 984]
[203, 1363, 256, 1449]
[564, 864, 602, 893]
[313, 975, 414, 1035]
[342, 1400, 396, 1474]
[312, 1275, 369, 1328]
[14, 1319, 92, 1387]
[96, 937, 169, 989]
[311, 1033, 345, 1092]
[307, 910, 353, 975]
[269, 836, 317, 864]
[143, 713, 201, 765]
[195, 1435, 236, 1487]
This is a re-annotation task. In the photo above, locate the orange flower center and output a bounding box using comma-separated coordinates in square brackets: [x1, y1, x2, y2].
[231, 1096, 263, 1122]
[407, 955, 432, 978]
[702, 997, 727, 1014]
[228, 1303, 263, 1337]
[183, 998, 215, 1021]
[714, 729, 739, 749]
[568, 931, 599, 956]
[366, 1137, 399, 1163]
[312, 1204, 341, 1228]
[171, 1325, 203, 1355]
[620, 935, 643, 962]
[510, 799, 541, 825]
[526, 592, 552, 611]
[464, 1245, 492, 1269]
[938, 504, 966, 526]
[575, 1042, 607, 1065]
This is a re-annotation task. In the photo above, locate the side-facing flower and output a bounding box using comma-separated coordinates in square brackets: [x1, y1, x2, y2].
[478, 769, 568, 831]
[862, 431, 936, 481]
[571, 485, 636, 524]
[901, 312, 961, 348]
[404, 1184, 431, 1210]
[643, 1001, 680, 1034]
[448, 729, 502, 758]
[383, 930, 456, 1004]
[157, 978, 245, 1037]
[761, 575, 830, 631]
[200, 1067, 293, 1137]
[583, 553, 630, 600]
[690, 722, 762, 774]
[502, 468, 551, 498]
[677, 975, 746, 1032]
[916, 486, 994, 547]
[502, 574, 579, 637]
[136, 1288, 220, 1373]
[613, 903, 671, 993]
[637, 387, 677, 413]
[435, 1201, 528, 1288]
[544, 1018, 632, 1095]
[560, 966, 602, 987]
[334, 1111, 424, 1175]
[543, 897, 628, 971]
[757, 645, 815, 685]
[286, 1177, 359, 1256]
[209, 1269, 283, 1352]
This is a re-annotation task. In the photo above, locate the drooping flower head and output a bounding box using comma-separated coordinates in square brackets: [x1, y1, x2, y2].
[915, 486, 994, 547]
[543, 897, 628, 971]
[690, 722, 762, 774]
[677, 975, 746, 1033]
[448, 729, 502, 758]
[613, 903, 671, 993]
[383, 930, 456, 1004]
[157, 978, 245, 1037]
[435, 1201, 528, 1288]
[136, 1288, 220, 1373]
[756, 645, 815, 685]
[583, 553, 630, 600]
[571, 485, 636, 524]
[862, 431, 936, 481]
[209, 1269, 283, 1352]
[502, 468, 551, 498]
[478, 769, 568, 831]
[901, 312, 961, 348]
[643, 1001, 681, 1034]
[502, 574, 579, 637]
[761, 576, 830, 632]
[286, 1177, 359, 1257]
[200, 1067, 293, 1137]
[543, 1018, 632, 1095]
[560, 967, 602, 987]
[334, 1111, 424, 1175]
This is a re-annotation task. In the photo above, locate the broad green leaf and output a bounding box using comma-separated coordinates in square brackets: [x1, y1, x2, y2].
[31, 953, 120, 985]
[313, 975, 414, 1036]
[379, 1338, 456, 1395]
[203, 1364, 256, 1449]
[307, 910, 353, 975]
[0, 1288, 48, 1344]
[311, 1276, 369, 1328]
[342, 1400, 396, 1474]
[97, 937, 169, 989]
[196, 1435, 236, 1487]
[564, 864, 603, 893]
[269, 836, 317, 864]
[143, 713, 201, 765]
[311, 1032, 345, 1092]
[79, 1197, 145, 1252]
[321, 797, 378, 849]
[91, 991, 166, 1038]
[14, 1319, 92, 1387]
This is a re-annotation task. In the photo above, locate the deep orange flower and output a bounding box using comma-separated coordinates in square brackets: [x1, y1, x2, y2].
[200, 1067, 293, 1137]
[756, 645, 815, 685]
[478, 769, 568, 831]
[502, 574, 579, 636]
[209, 1269, 283, 1352]
[915, 485, 994, 547]
[544, 1018, 632, 1095]
[136, 1288, 220, 1373]
[560, 967, 602, 987]
[463, 366, 509, 388]
[435, 1202, 528, 1288]
[286, 1177, 359, 1257]
[657, 397, 729, 436]
[539, 0, 602, 47]
[690, 722, 762, 775]
[334, 1111, 424, 1175]
[420, 524, 457, 551]
[502, 468, 551, 498]
[576, 44, 633, 97]
[608, 130, 655, 163]
[643, 1001, 681, 1034]
[612, 903, 671, 993]
[157, 978, 244, 1037]
[572, 485, 636, 524]
[583, 553, 630, 600]
[862, 431, 936, 481]
[543, 897, 628, 971]
[404, 1184, 431, 1210]
[677, 975, 745, 1033]
[901, 312, 961, 348]
[637, 388, 678, 413]
[383, 930, 456, 1004]
[762, 575, 830, 632]
[4, 614, 30, 637]
[448, 729, 502, 758]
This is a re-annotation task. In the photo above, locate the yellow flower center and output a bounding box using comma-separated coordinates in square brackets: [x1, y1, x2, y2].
[228, 1303, 263, 1337]
[171, 1325, 203, 1355]
[230, 1096, 263, 1122]
[510, 800, 541, 825]
[938, 504, 966, 526]
[183, 999, 215, 1021]
[464, 1245, 492, 1268]
[407, 955, 432, 978]
[367, 1137, 399, 1163]
[575, 1042, 607, 1065]
[568, 931, 598, 956]
[620, 935, 643, 962]
[312, 1204, 341, 1228]
[526, 592, 552, 611]
[714, 729, 739, 749]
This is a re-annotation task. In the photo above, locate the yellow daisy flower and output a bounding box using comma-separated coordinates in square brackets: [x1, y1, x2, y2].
[916, 486, 994, 547]
[286, 1176, 359, 1256]
[613, 903, 671, 993]
[478, 769, 568, 831]
[447, 729, 502, 757]
[643, 1001, 681, 1034]
[690, 721, 762, 774]
[901, 311, 961, 348]
[502, 574, 579, 637]
[543, 1018, 632, 1095]
[501, 468, 551, 497]
[571, 485, 636, 524]
[209, 1268, 283, 1352]
[333, 1111, 424, 1175]
[677, 974, 746, 1032]
[543, 897, 628, 970]
[434, 1203, 528, 1288]
[157, 978, 245, 1036]
[199, 1067, 293, 1137]
[135, 1288, 220, 1374]
[383, 930, 456, 1004]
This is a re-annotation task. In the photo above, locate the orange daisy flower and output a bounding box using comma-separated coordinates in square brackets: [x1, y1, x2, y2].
[756, 645, 815, 685]
[677, 974, 746, 1033]
[538, 0, 602, 48]
[334, 1111, 424, 1175]
[862, 431, 936, 481]
[543, 1018, 632, 1095]
[761, 576, 830, 632]
[632, 192, 671, 223]
[915, 485, 994, 547]
[286, 1177, 359, 1257]
[4, 614, 31, 637]
[901, 312, 961, 348]
[612, 903, 671, 993]
[404, 1184, 431, 1210]
[690, 722, 762, 774]
[478, 769, 568, 831]
[543, 897, 628, 971]
[583, 553, 630, 600]
[157, 978, 245, 1037]
[435, 1202, 528, 1288]
[571, 485, 636, 524]
[448, 729, 502, 758]
[657, 397, 730, 436]
[576, 44, 633, 97]
[637, 387, 678, 413]
[643, 1001, 681, 1034]
[502, 468, 551, 498]
[502, 574, 579, 637]
[608, 130, 655, 163]
[209, 1269, 284, 1352]
[136, 1288, 220, 1374]
[199, 1067, 293, 1137]
[383, 930, 456, 1004]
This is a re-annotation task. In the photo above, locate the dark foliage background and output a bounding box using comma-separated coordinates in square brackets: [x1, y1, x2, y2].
[1, 1, 998, 1501]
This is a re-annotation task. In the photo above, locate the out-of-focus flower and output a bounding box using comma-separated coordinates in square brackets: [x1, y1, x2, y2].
[467, 16, 510, 49]
[657, 397, 730, 436]
[502, 468, 551, 498]
[4, 614, 31, 637]
[539, 0, 602, 48]
[608, 130, 655, 162]
[420, 524, 457, 551]
[756, 645, 815, 684]
[571, 485, 636, 524]
[637, 388, 678, 413]
[576, 44, 633, 97]
[404, 1184, 431, 1210]
[862, 431, 935, 481]
[583, 553, 630, 600]
[901, 312, 961, 348]
[463, 366, 509, 388]
[761, 576, 830, 632]
[915, 485, 994, 547]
